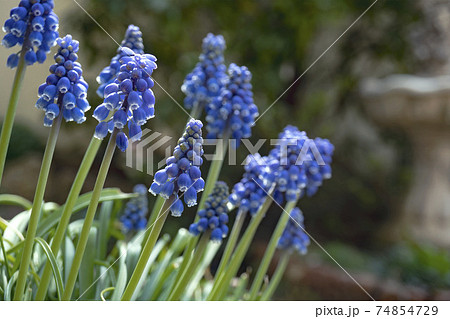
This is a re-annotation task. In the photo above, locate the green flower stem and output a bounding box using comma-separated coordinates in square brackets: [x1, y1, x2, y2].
[35, 137, 102, 300]
[207, 196, 273, 301]
[0, 53, 27, 187]
[141, 195, 164, 246]
[13, 114, 63, 301]
[214, 209, 246, 282]
[259, 251, 290, 301]
[168, 231, 210, 301]
[189, 103, 203, 120]
[121, 196, 173, 301]
[168, 234, 198, 293]
[198, 133, 229, 210]
[248, 200, 297, 300]
[62, 132, 117, 300]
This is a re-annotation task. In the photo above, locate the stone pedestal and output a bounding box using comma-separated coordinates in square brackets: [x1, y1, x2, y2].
[361, 75, 450, 247]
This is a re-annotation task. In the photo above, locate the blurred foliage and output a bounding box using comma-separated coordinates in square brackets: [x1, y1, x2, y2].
[0, 120, 44, 161]
[383, 242, 450, 289]
[68, 0, 422, 247]
[322, 241, 450, 290]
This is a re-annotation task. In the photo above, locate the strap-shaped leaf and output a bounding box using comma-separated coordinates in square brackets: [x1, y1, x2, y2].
[37, 188, 135, 237]
[0, 194, 32, 210]
[34, 237, 64, 301]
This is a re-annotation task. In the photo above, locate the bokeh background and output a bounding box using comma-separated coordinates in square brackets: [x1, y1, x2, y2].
[1, 0, 449, 300]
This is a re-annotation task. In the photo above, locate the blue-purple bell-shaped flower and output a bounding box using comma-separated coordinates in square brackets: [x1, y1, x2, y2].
[277, 207, 310, 255]
[149, 119, 205, 217]
[189, 181, 230, 242]
[35, 34, 89, 127]
[2, 0, 59, 68]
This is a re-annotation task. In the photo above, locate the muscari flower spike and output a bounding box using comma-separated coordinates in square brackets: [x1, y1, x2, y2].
[2, 0, 59, 68]
[181, 33, 227, 111]
[189, 181, 230, 242]
[35, 34, 89, 127]
[229, 153, 277, 216]
[268, 125, 334, 204]
[120, 184, 149, 232]
[149, 119, 205, 217]
[205, 63, 259, 146]
[96, 25, 145, 98]
[93, 47, 157, 152]
[303, 137, 334, 197]
[277, 207, 310, 255]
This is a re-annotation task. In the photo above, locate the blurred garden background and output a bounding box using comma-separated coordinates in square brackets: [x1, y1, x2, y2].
[1, 0, 449, 300]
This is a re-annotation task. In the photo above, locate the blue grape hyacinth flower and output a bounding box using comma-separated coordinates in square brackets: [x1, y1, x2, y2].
[181, 33, 227, 111]
[93, 47, 157, 152]
[269, 125, 334, 204]
[189, 181, 230, 242]
[149, 119, 205, 217]
[205, 63, 259, 146]
[120, 184, 149, 232]
[303, 137, 334, 197]
[96, 25, 145, 98]
[2, 0, 59, 68]
[35, 35, 89, 127]
[229, 153, 277, 216]
[277, 207, 310, 255]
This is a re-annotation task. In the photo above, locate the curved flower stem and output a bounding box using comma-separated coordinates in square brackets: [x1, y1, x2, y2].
[248, 200, 297, 300]
[168, 231, 210, 300]
[13, 114, 63, 301]
[207, 195, 273, 301]
[62, 131, 117, 300]
[213, 209, 247, 282]
[259, 251, 290, 301]
[121, 196, 174, 301]
[35, 136, 102, 300]
[0, 53, 27, 187]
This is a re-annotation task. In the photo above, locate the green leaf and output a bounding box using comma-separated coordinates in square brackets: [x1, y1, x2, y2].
[36, 188, 135, 237]
[4, 271, 18, 301]
[0, 194, 32, 210]
[111, 244, 128, 301]
[183, 241, 221, 300]
[34, 237, 64, 301]
[63, 235, 75, 285]
[78, 228, 97, 300]
[100, 287, 115, 301]
[130, 234, 170, 301]
[1, 212, 28, 250]
[97, 201, 113, 260]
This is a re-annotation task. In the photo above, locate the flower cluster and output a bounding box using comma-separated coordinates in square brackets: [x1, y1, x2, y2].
[189, 181, 229, 242]
[229, 153, 277, 216]
[35, 35, 89, 127]
[205, 63, 259, 145]
[303, 137, 334, 197]
[278, 208, 310, 255]
[93, 47, 157, 152]
[181, 33, 227, 111]
[2, 0, 59, 68]
[269, 126, 309, 204]
[120, 184, 149, 232]
[149, 119, 205, 217]
[96, 25, 145, 98]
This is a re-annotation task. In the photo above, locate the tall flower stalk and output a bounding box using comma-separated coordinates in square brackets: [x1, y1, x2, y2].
[13, 113, 62, 300]
[35, 136, 102, 300]
[167, 181, 230, 300]
[0, 0, 59, 186]
[123, 119, 205, 300]
[258, 208, 310, 300]
[62, 48, 158, 300]
[14, 34, 86, 301]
